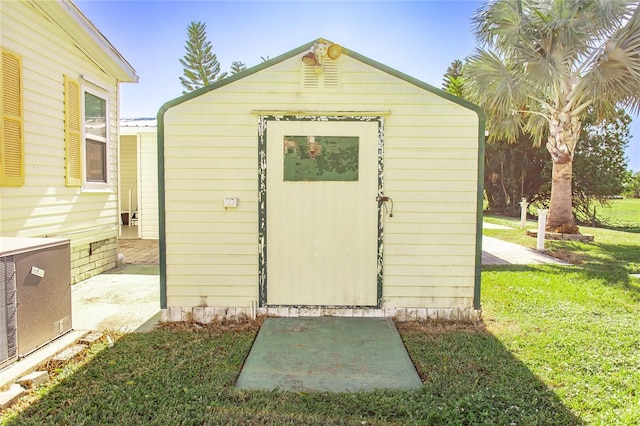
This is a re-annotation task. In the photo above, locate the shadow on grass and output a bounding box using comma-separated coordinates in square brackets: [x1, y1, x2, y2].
[397, 320, 582, 425]
[546, 241, 640, 299]
[6, 319, 582, 425]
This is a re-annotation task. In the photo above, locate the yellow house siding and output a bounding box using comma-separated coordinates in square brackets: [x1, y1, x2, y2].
[0, 2, 131, 283]
[163, 54, 480, 309]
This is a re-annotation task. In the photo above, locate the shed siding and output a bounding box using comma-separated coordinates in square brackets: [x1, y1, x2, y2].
[163, 54, 479, 309]
[1, 2, 126, 282]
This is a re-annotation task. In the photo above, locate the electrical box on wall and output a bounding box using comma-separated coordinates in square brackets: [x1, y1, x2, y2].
[224, 198, 239, 209]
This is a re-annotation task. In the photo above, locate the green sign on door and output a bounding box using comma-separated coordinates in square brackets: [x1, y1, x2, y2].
[283, 135, 359, 181]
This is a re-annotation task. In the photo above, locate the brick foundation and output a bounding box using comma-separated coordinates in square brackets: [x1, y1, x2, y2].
[70, 237, 118, 284]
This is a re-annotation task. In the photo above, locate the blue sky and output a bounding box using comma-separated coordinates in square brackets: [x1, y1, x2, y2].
[77, 0, 639, 171]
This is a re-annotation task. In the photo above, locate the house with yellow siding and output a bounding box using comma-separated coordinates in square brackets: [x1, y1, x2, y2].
[159, 39, 485, 322]
[0, 0, 137, 283]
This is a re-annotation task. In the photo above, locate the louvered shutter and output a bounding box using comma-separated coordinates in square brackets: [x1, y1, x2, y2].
[64, 76, 82, 186]
[1, 51, 24, 186]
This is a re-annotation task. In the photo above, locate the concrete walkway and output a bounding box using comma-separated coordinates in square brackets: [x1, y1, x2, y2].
[482, 236, 570, 265]
[481, 223, 570, 266]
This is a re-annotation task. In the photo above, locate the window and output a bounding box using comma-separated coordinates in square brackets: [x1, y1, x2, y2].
[65, 76, 109, 187]
[1, 49, 24, 186]
[83, 90, 107, 183]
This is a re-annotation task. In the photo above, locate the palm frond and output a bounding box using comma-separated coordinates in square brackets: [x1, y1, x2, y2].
[522, 110, 550, 146]
[581, 5, 640, 115]
[464, 48, 532, 143]
[472, 0, 526, 50]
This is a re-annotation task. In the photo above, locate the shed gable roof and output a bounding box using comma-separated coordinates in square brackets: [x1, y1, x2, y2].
[158, 38, 482, 118]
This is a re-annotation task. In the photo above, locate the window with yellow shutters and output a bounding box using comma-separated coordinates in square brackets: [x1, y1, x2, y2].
[65, 76, 109, 187]
[1, 50, 24, 186]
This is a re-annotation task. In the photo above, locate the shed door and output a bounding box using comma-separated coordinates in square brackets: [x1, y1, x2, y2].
[266, 120, 379, 306]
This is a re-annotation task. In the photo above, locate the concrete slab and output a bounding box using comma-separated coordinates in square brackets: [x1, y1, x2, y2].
[51, 344, 86, 364]
[71, 264, 160, 332]
[236, 317, 422, 392]
[17, 371, 49, 389]
[0, 384, 26, 409]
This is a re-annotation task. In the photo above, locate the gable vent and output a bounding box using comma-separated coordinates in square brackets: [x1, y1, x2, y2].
[303, 58, 341, 89]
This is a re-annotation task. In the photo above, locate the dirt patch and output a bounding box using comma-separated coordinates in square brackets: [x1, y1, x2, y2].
[157, 314, 268, 335]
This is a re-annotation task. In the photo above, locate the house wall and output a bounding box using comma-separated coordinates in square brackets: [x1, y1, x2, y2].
[0, 2, 123, 283]
[162, 54, 480, 318]
[139, 130, 159, 239]
[120, 135, 137, 216]
[119, 126, 159, 239]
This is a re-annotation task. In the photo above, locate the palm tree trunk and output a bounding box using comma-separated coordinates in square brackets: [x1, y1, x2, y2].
[546, 110, 580, 232]
[547, 160, 574, 230]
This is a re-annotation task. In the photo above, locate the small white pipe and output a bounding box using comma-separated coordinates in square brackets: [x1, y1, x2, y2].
[250, 300, 256, 320]
[519, 198, 529, 229]
[537, 209, 549, 251]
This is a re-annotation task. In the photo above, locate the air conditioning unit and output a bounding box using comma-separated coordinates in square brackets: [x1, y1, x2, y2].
[0, 238, 72, 368]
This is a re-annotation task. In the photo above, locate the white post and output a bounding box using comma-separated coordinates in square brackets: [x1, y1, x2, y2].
[519, 198, 529, 229]
[537, 209, 549, 251]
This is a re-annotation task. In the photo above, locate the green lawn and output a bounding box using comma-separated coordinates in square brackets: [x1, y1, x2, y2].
[2, 217, 639, 424]
[594, 198, 640, 232]
[483, 214, 640, 275]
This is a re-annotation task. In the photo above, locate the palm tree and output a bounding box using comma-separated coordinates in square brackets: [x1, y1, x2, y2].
[464, 0, 640, 231]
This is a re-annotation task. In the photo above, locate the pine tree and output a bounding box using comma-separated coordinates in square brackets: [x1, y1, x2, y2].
[230, 61, 247, 75]
[179, 21, 227, 94]
[442, 59, 464, 98]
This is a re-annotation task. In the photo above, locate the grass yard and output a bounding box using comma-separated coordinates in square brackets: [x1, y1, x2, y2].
[2, 216, 639, 424]
[483, 214, 640, 275]
[594, 198, 640, 233]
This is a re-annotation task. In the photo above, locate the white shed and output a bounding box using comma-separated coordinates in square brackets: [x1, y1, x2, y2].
[159, 39, 485, 322]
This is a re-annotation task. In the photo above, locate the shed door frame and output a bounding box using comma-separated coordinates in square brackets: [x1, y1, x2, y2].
[258, 114, 385, 308]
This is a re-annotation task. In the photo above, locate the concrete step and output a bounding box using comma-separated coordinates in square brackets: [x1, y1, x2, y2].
[78, 332, 104, 345]
[16, 371, 49, 389]
[51, 344, 87, 365]
[0, 384, 26, 409]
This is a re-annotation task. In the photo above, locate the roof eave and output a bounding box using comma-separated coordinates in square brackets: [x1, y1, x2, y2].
[56, 0, 138, 83]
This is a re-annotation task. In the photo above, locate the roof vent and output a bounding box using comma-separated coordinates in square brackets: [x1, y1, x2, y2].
[302, 58, 341, 89]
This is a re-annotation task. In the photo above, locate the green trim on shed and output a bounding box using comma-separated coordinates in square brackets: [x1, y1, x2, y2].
[157, 37, 485, 311]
